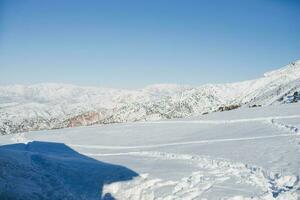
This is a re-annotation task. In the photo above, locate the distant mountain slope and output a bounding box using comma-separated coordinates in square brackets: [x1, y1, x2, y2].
[1, 60, 300, 135]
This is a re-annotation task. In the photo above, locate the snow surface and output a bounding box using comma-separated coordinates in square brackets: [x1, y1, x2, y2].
[0, 141, 138, 200]
[0, 103, 299, 199]
[1, 61, 300, 135]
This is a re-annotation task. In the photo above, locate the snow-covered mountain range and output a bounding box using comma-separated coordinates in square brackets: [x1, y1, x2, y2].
[1, 60, 300, 135]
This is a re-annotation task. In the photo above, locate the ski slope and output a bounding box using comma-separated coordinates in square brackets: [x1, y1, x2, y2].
[0, 103, 299, 199]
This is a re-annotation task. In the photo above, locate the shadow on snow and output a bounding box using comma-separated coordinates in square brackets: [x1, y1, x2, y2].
[0, 141, 139, 200]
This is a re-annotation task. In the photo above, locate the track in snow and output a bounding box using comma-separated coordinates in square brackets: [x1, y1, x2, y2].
[87, 115, 300, 199]
[90, 151, 300, 200]
[69, 115, 300, 150]
[267, 119, 299, 134]
[139, 115, 300, 124]
[70, 133, 300, 150]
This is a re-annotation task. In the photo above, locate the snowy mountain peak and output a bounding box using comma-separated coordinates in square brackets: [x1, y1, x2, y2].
[263, 60, 300, 79]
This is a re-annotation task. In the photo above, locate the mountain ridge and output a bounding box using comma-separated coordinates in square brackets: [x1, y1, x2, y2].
[1, 60, 300, 135]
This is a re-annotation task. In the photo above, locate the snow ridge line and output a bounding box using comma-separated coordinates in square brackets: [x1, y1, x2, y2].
[138, 115, 300, 124]
[70, 133, 300, 150]
[92, 151, 299, 200]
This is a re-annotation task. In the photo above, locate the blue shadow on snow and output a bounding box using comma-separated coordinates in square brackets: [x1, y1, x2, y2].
[0, 141, 139, 200]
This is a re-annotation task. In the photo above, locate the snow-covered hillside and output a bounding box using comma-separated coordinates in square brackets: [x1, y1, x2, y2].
[0, 103, 299, 199]
[1, 60, 300, 135]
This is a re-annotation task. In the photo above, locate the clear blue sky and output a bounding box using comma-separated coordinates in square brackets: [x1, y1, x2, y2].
[0, 0, 299, 88]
